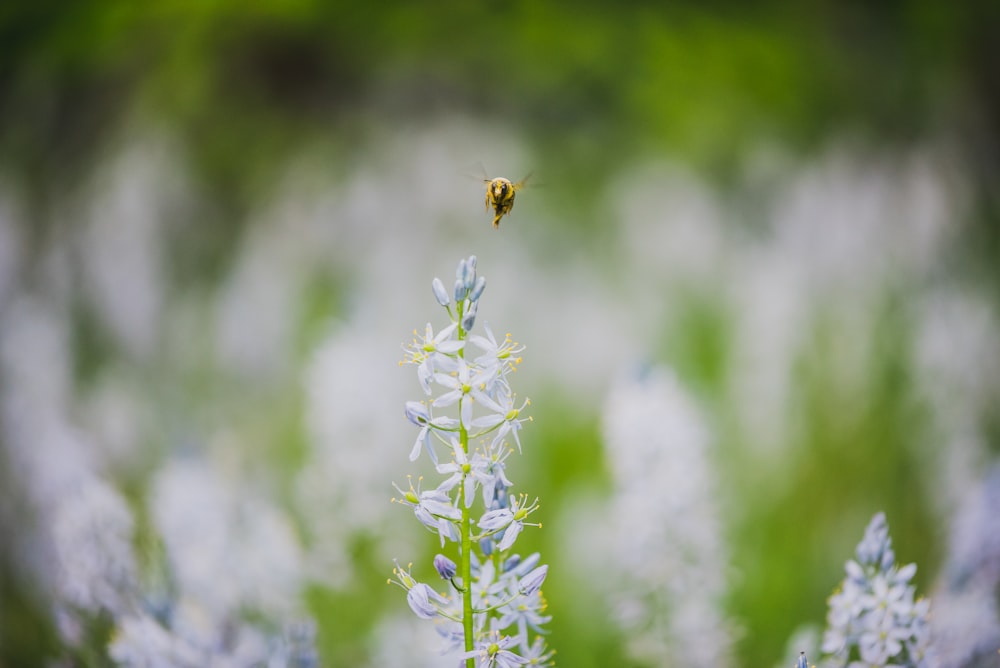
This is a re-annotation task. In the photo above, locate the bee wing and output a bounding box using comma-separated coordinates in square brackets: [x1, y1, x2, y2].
[513, 172, 534, 190]
[459, 161, 491, 183]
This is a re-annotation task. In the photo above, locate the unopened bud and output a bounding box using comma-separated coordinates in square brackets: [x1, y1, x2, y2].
[433, 554, 457, 580]
[518, 565, 548, 596]
[431, 278, 450, 306]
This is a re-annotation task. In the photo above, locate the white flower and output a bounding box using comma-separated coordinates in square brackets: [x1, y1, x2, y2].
[432, 358, 496, 429]
[471, 389, 531, 453]
[52, 476, 137, 617]
[597, 367, 733, 667]
[402, 323, 464, 395]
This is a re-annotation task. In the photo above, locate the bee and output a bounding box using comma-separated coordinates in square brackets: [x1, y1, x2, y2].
[483, 174, 531, 229]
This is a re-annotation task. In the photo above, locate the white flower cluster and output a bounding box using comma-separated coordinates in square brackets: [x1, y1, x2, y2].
[108, 457, 319, 668]
[821, 512, 934, 667]
[390, 256, 553, 667]
[599, 367, 734, 667]
[928, 463, 1000, 668]
[0, 297, 316, 666]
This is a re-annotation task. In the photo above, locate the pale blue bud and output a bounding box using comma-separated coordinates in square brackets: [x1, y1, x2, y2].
[462, 301, 478, 332]
[433, 554, 457, 580]
[509, 552, 540, 576]
[518, 565, 548, 596]
[457, 256, 476, 291]
[469, 276, 486, 303]
[431, 278, 450, 306]
[491, 484, 510, 511]
[479, 537, 494, 557]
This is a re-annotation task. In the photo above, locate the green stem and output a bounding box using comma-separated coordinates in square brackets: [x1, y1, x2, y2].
[460, 426, 473, 666]
[457, 304, 475, 667]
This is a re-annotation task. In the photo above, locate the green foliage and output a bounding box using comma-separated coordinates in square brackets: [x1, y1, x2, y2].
[2, 1, 993, 195]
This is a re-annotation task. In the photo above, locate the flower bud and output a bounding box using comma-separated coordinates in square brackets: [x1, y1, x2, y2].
[479, 537, 494, 557]
[469, 276, 486, 303]
[503, 554, 522, 572]
[492, 484, 509, 510]
[431, 278, 450, 306]
[433, 554, 457, 580]
[518, 564, 548, 596]
[517, 552, 540, 572]
[457, 256, 476, 291]
[462, 301, 478, 332]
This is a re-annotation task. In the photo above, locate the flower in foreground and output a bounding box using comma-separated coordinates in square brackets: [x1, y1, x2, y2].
[478, 494, 541, 551]
[392, 256, 551, 665]
[460, 630, 530, 668]
[821, 512, 934, 667]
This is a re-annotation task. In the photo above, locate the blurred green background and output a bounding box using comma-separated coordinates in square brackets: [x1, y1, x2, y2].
[1, 2, 999, 667]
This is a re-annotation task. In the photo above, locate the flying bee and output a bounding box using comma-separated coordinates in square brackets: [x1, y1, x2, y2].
[483, 173, 531, 229]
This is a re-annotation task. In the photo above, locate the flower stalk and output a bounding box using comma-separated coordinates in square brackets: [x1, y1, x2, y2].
[821, 512, 934, 667]
[392, 256, 552, 667]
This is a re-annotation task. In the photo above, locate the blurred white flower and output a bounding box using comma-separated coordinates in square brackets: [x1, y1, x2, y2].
[913, 290, 1000, 516]
[821, 513, 934, 668]
[295, 318, 419, 588]
[725, 147, 957, 460]
[152, 456, 304, 622]
[52, 475, 137, 617]
[110, 609, 315, 668]
[931, 464, 1000, 668]
[79, 137, 178, 360]
[366, 612, 464, 668]
[767, 147, 952, 294]
[80, 368, 154, 471]
[611, 161, 729, 289]
[491, 260, 641, 404]
[0, 298, 104, 597]
[109, 611, 207, 668]
[915, 290, 999, 434]
[597, 366, 734, 667]
[214, 218, 305, 379]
